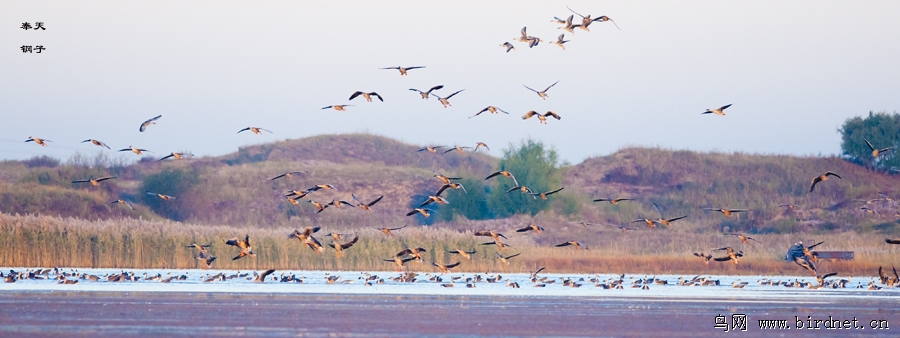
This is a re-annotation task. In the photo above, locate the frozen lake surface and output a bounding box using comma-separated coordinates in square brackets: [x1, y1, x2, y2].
[3, 267, 899, 299]
[2, 268, 898, 337]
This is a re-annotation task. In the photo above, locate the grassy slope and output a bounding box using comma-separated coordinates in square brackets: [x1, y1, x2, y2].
[567, 147, 900, 234]
[3, 138, 900, 274]
[3, 135, 900, 235]
[0, 133, 499, 227]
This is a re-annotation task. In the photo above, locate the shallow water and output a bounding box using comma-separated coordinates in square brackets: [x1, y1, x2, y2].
[1, 290, 898, 337]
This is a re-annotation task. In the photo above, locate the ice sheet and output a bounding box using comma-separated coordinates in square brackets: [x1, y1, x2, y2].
[3, 267, 898, 300]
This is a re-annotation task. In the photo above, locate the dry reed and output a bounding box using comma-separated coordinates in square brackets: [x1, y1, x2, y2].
[1, 213, 895, 276]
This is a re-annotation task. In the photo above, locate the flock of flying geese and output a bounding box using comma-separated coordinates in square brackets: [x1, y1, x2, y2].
[15, 6, 900, 289]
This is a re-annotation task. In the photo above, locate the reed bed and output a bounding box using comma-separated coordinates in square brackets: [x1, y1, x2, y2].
[2, 213, 895, 276]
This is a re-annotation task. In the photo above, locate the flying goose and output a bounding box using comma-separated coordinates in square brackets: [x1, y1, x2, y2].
[384, 256, 416, 271]
[431, 89, 464, 108]
[351, 194, 383, 211]
[375, 224, 407, 236]
[801, 241, 824, 262]
[593, 197, 631, 205]
[703, 208, 750, 217]
[632, 218, 657, 228]
[290, 227, 325, 253]
[556, 241, 587, 250]
[485, 170, 519, 186]
[506, 185, 534, 194]
[701, 104, 732, 116]
[406, 208, 434, 218]
[515, 27, 534, 43]
[25, 136, 51, 146]
[306, 184, 338, 192]
[566, 6, 621, 32]
[308, 200, 330, 213]
[139, 115, 162, 132]
[713, 247, 743, 264]
[589, 15, 619, 30]
[146, 192, 175, 200]
[693, 252, 713, 266]
[225, 235, 255, 260]
[302, 237, 325, 254]
[516, 224, 544, 234]
[109, 199, 134, 210]
[409, 85, 443, 99]
[419, 195, 449, 207]
[496, 252, 521, 265]
[119, 145, 150, 155]
[729, 233, 760, 244]
[816, 272, 838, 286]
[432, 261, 461, 275]
[474, 230, 507, 242]
[432, 171, 461, 185]
[322, 105, 353, 111]
[524, 81, 559, 100]
[551, 33, 570, 50]
[864, 137, 895, 158]
[327, 199, 355, 209]
[269, 171, 306, 181]
[81, 139, 110, 149]
[482, 241, 513, 251]
[253, 269, 276, 283]
[417, 146, 445, 153]
[556, 15, 580, 34]
[475, 142, 490, 152]
[809, 171, 841, 192]
[786, 242, 818, 275]
[380, 66, 424, 76]
[435, 183, 467, 196]
[349, 91, 383, 102]
[441, 146, 469, 155]
[527, 187, 564, 200]
[186, 243, 217, 269]
[396, 247, 427, 262]
[551, 15, 569, 24]
[284, 190, 310, 202]
[500, 42, 515, 52]
[325, 232, 348, 242]
[447, 248, 476, 260]
[522, 111, 561, 124]
[237, 127, 272, 135]
[328, 235, 359, 258]
[651, 202, 687, 227]
[158, 152, 192, 161]
[614, 225, 638, 232]
[513, 27, 543, 47]
[72, 176, 116, 186]
[878, 266, 891, 285]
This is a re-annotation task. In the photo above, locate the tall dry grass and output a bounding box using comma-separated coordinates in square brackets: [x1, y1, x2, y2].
[1, 213, 896, 276]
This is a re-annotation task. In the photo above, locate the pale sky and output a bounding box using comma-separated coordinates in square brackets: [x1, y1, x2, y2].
[2, 1, 899, 163]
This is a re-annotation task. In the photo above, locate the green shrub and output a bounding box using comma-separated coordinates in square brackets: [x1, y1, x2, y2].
[140, 167, 200, 221]
[839, 111, 900, 171]
[487, 139, 562, 218]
